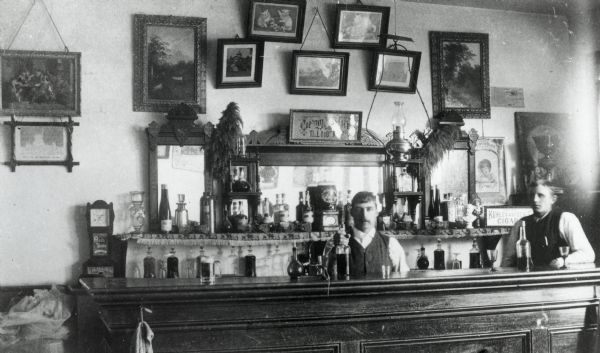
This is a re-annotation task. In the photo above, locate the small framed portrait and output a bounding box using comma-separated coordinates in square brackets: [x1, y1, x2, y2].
[475, 137, 507, 205]
[133, 14, 207, 113]
[333, 4, 390, 49]
[430, 31, 490, 119]
[247, 0, 306, 43]
[369, 49, 421, 93]
[216, 38, 264, 88]
[290, 50, 350, 96]
[0, 50, 81, 116]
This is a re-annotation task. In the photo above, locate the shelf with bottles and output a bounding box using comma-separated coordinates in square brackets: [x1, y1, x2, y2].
[228, 153, 260, 194]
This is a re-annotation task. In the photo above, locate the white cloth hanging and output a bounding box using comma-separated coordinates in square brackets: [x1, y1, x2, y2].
[130, 321, 154, 353]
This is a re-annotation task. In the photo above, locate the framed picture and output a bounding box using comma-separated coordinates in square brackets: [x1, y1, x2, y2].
[332, 5, 390, 49]
[0, 50, 80, 117]
[247, 0, 306, 43]
[216, 38, 264, 88]
[290, 50, 350, 96]
[430, 31, 490, 119]
[133, 14, 207, 113]
[369, 49, 421, 93]
[289, 109, 361, 144]
[3, 116, 79, 172]
[475, 137, 507, 205]
[514, 112, 574, 191]
[156, 145, 170, 159]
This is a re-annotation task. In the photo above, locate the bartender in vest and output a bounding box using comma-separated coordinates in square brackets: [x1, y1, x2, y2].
[332, 191, 410, 276]
[501, 179, 595, 269]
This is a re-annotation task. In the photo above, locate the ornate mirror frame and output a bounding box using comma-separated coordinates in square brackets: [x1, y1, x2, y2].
[147, 104, 214, 231]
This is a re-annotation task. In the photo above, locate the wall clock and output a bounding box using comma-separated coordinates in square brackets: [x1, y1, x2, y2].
[82, 200, 116, 278]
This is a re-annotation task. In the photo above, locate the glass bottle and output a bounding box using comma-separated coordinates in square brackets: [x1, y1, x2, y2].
[196, 246, 209, 280]
[287, 242, 304, 281]
[222, 205, 233, 232]
[174, 194, 189, 233]
[245, 245, 256, 277]
[228, 246, 238, 275]
[433, 239, 445, 270]
[296, 191, 304, 222]
[516, 220, 532, 271]
[200, 193, 214, 233]
[279, 193, 290, 223]
[416, 245, 429, 270]
[159, 184, 172, 233]
[166, 247, 179, 278]
[336, 190, 345, 226]
[428, 186, 435, 220]
[377, 195, 391, 231]
[129, 191, 145, 233]
[434, 186, 443, 223]
[143, 246, 156, 278]
[344, 189, 353, 230]
[302, 191, 314, 225]
[273, 194, 282, 224]
[336, 237, 350, 280]
[469, 239, 482, 269]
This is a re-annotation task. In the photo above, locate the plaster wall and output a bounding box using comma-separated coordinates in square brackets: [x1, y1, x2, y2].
[0, 0, 584, 285]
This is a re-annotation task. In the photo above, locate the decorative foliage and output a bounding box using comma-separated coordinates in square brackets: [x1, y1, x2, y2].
[418, 123, 461, 178]
[208, 102, 243, 178]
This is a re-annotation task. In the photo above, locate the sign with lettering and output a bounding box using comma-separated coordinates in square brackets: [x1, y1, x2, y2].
[289, 110, 362, 144]
[484, 206, 533, 227]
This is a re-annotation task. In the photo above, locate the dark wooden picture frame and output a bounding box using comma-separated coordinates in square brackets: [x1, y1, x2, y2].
[4, 116, 79, 172]
[0, 50, 81, 117]
[133, 14, 207, 113]
[289, 109, 361, 144]
[216, 38, 264, 88]
[430, 31, 490, 119]
[247, 0, 306, 43]
[290, 50, 349, 96]
[369, 49, 420, 93]
[333, 4, 390, 49]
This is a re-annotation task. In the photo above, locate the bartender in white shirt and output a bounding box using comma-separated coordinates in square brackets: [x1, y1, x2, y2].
[501, 179, 595, 269]
[332, 191, 410, 276]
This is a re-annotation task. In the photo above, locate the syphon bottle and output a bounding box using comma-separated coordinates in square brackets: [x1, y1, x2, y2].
[469, 239, 481, 268]
[433, 239, 445, 270]
[159, 184, 172, 233]
[516, 220, 532, 271]
[166, 247, 179, 278]
[143, 246, 156, 278]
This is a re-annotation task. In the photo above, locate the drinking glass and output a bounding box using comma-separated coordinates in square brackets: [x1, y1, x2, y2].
[487, 249, 498, 272]
[451, 252, 461, 270]
[559, 246, 570, 269]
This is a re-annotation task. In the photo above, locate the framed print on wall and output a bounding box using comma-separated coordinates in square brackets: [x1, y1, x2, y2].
[290, 50, 349, 96]
[133, 14, 207, 113]
[247, 0, 306, 43]
[369, 49, 421, 93]
[216, 38, 264, 88]
[289, 109, 361, 144]
[0, 50, 81, 117]
[430, 31, 490, 119]
[475, 137, 507, 205]
[333, 4, 390, 49]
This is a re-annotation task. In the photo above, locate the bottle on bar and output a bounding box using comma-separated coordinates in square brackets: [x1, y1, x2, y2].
[434, 186, 443, 223]
[245, 245, 256, 277]
[433, 238, 445, 270]
[159, 184, 172, 233]
[279, 193, 290, 223]
[174, 194, 189, 234]
[143, 246, 156, 278]
[516, 220, 532, 271]
[166, 247, 179, 278]
[469, 239, 481, 268]
[428, 186, 435, 221]
[287, 242, 304, 281]
[196, 246, 209, 280]
[296, 191, 304, 222]
[335, 235, 350, 280]
[377, 194, 391, 231]
[417, 245, 429, 269]
[344, 189, 353, 231]
[302, 191, 314, 225]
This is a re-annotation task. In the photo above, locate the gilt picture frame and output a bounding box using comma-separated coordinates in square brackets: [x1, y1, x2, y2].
[290, 50, 349, 96]
[430, 31, 490, 119]
[216, 38, 264, 88]
[133, 14, 207, 113]
[333, 4, 390, 49]
[247, 0, 306, 43]
[0, 50, 81, 117]
[369, 49, 421, 93]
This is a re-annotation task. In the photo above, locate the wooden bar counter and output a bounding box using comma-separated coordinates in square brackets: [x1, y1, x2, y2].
[77, 266, 600, 353]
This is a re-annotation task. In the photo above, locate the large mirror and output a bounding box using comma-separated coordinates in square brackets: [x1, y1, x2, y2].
[147, 104, 213, 231]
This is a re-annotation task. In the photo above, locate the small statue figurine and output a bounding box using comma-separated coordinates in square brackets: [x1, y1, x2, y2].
[471, 193, 483, 228]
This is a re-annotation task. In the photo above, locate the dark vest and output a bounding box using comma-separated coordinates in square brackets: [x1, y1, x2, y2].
[349, 231, 392, 277]
[523, 209, 567, 266]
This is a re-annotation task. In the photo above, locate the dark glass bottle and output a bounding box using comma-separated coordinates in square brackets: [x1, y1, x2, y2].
[433, 239, 445, 270]
[335, 243, 350, 280]
[245, 246, 256, 277]
[434, 186, 442, 222]
[166, 247, 179, 278]
[469, 239, 482, 268]
[232, 167, 251, 192]
[196, 247, 210, 279]
[159, 184, 172, 233]
[296, 191, 304, 222]
[222, 205, 232, 232]
[143, 247, 156, 278]
[344, 189, 353, 230]
[287, 243, 304, 281]
[516, 221, 532, 271]
[417, 245, 429, 270]
[428, 186, 435, 220]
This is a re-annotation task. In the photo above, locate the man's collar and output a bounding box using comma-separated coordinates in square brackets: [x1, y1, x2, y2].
[352, 227, 376, 241]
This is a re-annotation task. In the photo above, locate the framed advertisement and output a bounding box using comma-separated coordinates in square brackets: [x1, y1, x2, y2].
[0, 50, 81, 117]
[475, 137, 507, 205]
[484, 206, 533, 227]
[290, 50, 349, 96]
[133, 14, 207, 113]
[332, 4, 390, 49]
[369, 49, 420, 93]
[430, 31, 490, 119]
[247, 0, 306, 43]
[289, 109, 361, 144]
[216, 38, 264, 88]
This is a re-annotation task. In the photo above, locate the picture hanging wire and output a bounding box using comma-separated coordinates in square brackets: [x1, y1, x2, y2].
[5, 0, 70, 52]
[298, 7, 335, 52]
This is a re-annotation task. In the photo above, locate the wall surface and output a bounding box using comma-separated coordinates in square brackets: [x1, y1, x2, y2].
[0, 0, 593, 285]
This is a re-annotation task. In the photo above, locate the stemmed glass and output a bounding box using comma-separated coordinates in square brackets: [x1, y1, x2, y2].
[487, 249, 498, 272]
[559, 246, 570, 269]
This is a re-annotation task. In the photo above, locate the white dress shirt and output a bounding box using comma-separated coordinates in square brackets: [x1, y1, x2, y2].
[352, 227, 410, 273]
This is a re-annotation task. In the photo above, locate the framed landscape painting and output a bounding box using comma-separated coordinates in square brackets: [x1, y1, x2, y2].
[216, 38, 264, 88]
[133, 14, 207, 113]
[0, 50, 80, 116]
[290, 50, 349, 96]
[430, 31, 490, 119]
[247, 0, 306, 43]
[333, 4, 390, 49]
[369, 49, 420, 93]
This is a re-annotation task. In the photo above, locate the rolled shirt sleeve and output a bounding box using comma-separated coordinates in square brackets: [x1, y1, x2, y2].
[560, 212, 595, 264]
